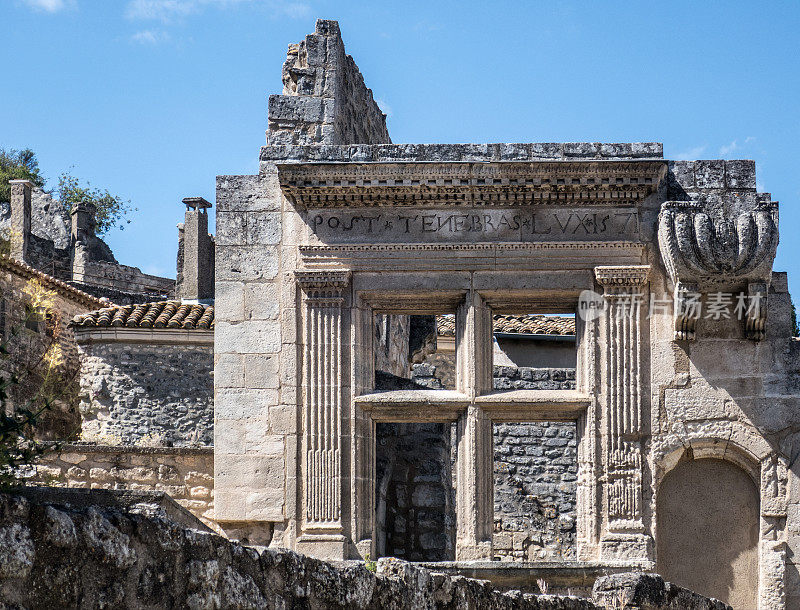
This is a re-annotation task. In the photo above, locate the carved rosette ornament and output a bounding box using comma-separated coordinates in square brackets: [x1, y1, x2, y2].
[296, 269, 351, 536]
[657, 199, 778, 340]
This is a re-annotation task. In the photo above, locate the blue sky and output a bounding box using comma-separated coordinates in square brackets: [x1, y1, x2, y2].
[3, 0, 799, 299]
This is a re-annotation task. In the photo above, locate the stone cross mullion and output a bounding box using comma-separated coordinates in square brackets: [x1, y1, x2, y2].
[594, 265, 653, 563]
[454, 291, 494, 560]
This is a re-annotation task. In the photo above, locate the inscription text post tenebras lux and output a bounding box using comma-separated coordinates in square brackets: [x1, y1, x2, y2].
[308, 208, 639, 243]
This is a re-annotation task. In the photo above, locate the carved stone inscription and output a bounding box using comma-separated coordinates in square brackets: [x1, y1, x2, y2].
[307, 207, 639, 243]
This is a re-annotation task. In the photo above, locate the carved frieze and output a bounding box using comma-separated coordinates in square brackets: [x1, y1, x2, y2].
[657, 199, 778, 340]
[278, 161, 667, 208]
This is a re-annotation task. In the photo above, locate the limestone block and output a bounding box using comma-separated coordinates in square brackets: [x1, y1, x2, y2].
[216, 245, 279, 282]
[215, 281, 245, 322]
[693, 160, 726, 188]
[215, 212, 246, 246]
[244, 354, 280, 389]
[246, 212, 281, 245]
[215, 388, 279, 420]
[214, 418, 247, 455]
[215, 320, 281, 354]
[268, 405, 295, 434]
[215, 353, 245, 388]
[725, 160, 756, 189]
[216, 174, 281, 213]
[663, 388, 736, 422]
[245, 283, 280, 320]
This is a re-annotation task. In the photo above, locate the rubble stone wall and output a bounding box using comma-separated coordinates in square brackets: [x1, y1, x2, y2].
[26, 445, 215, 529]
[77, 340, 214, 446]
[376, 365, 578, 563]
[0, 492, 732, 609]
[494, 422, 578, 561]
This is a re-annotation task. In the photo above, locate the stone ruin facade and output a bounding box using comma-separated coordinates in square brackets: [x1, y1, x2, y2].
[210, 19, 800, 609]
[2, 17, 797, 609]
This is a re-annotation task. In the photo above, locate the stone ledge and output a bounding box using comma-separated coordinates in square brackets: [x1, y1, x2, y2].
[6, 486, 212, 532]
[43, 442, 214, 456]
[261, 142, 664, 163]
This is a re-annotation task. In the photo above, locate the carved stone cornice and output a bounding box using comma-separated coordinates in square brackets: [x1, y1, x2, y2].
[594, 265, 650, 287]
[278, 161, 667, 208]
[657, 199, 778, 287]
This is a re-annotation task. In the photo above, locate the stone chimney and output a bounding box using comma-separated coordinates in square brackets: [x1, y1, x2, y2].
[8, 179, 33, 262]
[178, 197, 214, 301]
[70, 200, 97, 243]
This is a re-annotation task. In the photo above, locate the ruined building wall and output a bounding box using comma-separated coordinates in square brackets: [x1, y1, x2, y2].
[374, 362, 579, 563]
[25, 445, 215, 530]
[0, 258, 103, 439]
[267, 19, 390, 146]
[2, 181, 174, 304]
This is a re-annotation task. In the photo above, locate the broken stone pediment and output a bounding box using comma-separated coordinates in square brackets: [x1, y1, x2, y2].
[657, 197, 779, 341]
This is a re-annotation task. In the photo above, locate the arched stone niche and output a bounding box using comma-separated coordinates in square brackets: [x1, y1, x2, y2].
[656, 456, 760, 609]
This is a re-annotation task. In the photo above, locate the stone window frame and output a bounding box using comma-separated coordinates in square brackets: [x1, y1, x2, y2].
[353, 287, 591, 561]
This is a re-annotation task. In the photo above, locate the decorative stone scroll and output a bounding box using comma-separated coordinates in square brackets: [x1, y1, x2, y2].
[657, 199, 778, 341]
[595, 265, 651, 561]
[296, 269, 351, 539]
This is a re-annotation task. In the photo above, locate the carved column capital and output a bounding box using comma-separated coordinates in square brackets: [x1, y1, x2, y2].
[295, 269, 351, 290]
[594, 265, 650, 288]
[296, 269, 351, 305]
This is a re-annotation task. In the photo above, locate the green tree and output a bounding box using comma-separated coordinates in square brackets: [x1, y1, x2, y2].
[0, 148, 45, 204]
[58, 172, 135, 236]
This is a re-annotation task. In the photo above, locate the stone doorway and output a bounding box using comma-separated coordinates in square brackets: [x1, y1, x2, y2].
[656, 458, 759, 608]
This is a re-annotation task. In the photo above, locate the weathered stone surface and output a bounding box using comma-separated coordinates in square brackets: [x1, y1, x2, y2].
[206, 17, 798, 610]
[76, 340, 213, 446]
[592, 573, 731, 610]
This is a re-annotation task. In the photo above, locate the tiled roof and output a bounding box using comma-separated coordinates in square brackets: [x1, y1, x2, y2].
[436, 314, 575, 337]
[72, 301, 214, 330]
[0, 255, 107, 310]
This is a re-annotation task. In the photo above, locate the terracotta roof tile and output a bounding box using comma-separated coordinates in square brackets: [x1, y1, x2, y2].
[73, 301, 214, 331]
[436, 314, 575, 337]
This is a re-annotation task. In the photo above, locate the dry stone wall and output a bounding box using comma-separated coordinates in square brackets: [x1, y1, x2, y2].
[78, 341, 213, 447]
[25, 444, 215, 529]
[0, 491, 731, 609]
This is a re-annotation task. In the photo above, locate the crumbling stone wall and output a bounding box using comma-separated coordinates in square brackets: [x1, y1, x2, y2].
[0, 261, 92, 439]
[78, 341, 213, 446]
[268, 19, 390, 146]
[0, 491, 732, 609]
[25, 444, 215, 529]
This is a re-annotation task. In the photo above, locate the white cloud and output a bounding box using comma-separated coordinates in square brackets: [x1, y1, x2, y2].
[125, 0, 309, 22]
[719, 140, 738, 156]
[674, 145, 707, 161]
[375, 98, 392, 117]
[22, 0, 73, 12]
[131, 29, 171, 44]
